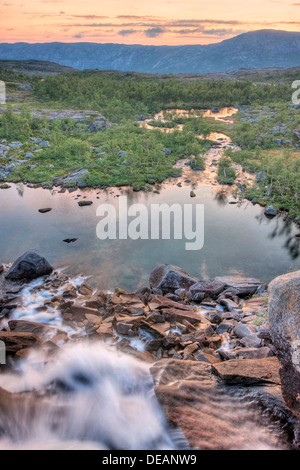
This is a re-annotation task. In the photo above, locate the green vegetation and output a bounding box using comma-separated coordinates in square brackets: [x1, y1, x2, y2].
[0, 66, 299, 218]
[217, 156, 236, 185]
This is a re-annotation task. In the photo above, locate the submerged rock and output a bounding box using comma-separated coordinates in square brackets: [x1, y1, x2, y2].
[5, 252, 53, 281]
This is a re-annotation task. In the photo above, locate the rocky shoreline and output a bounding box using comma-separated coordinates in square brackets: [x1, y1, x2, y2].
[0, 252, 300, 449]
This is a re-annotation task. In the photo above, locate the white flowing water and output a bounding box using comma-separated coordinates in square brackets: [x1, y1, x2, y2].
[0, 342, 186, 450]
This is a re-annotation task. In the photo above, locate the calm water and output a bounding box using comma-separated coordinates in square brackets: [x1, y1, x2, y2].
[0, 181, 299, 291]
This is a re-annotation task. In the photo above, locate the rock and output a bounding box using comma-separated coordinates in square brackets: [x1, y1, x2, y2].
[256, 171, 268, 182]
[38, 208, 52, 214]
[216, 322, 234, 335]
[150, 264, 198, 295]
[240, 334, 263, 349]
[162, 148, 171, 155]
[151, 358, 286, 450]
[212, 357, 281, 385]
[0, 331, 41, 353]
[189, 280, 225, 301]
[53, 169, 88, 187]
[39, 141, 50, 148]
[63, 238, 78, 244]
[233, 323, 257, 338]
[268, 271, 300, 412]
[162, 307, 204, 325]
[137, 115, 146, 121]
[24, 152, 35, 159]
[78, 200, 93, 207]
[8, 320, 67, 342]
[9, 142, 23, 149]
[264, 205, 277, 217]
[5, 252, 53, 281]
[235, 347, 272, 360]
[118, 151, 127, 158]
[215, 276, 263, 297]
[219, 298, 240, 312]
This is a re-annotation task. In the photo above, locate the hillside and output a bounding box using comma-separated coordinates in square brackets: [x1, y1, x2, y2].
[1, 30, 300, 74]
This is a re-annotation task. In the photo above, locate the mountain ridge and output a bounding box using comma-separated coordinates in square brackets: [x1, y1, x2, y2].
[0, 30, 300, 74]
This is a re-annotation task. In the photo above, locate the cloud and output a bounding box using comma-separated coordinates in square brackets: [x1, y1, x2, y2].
[118, 29, 138, 36]
[73, 33, 84, 38]
[144, 27, 165, 38]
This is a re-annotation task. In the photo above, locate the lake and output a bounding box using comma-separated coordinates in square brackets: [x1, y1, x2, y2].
[0, 179, 299, 291]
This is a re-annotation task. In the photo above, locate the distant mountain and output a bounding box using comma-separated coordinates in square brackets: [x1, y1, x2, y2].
[0, 30, 300, 74]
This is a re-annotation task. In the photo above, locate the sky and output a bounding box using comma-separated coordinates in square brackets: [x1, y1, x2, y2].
[1, 0, 300, 45]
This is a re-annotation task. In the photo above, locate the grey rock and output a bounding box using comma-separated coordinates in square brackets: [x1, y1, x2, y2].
[234, 323, 257, 339]
[9, 142, 23, 149]
[5, 251, 53, 281]
[215, 276, 263, 297]
[162, 148, 171, 155]
[118, 151, 127, 158]
[256, 171, 268, 182]
[240, 334, 263, 349]
[268, 271, 300, 412]
[39, 141, 50, 148]
[264, 205, 277, 217]
[24, 152, 35, 159]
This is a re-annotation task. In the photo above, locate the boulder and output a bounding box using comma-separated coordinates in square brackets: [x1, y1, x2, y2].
[151, 358, 286, 450]
[5, 252, 53, 281]
[268, 271, 300, 412]
[215, 276, 263, 297]
[189, 280, 225, 301]
[150, 264, 198, 295]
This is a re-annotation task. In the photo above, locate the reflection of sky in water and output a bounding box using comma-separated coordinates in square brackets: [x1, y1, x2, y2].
[0, 182, 299, 291]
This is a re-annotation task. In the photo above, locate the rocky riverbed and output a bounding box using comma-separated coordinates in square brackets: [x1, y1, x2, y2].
[0, 252, 300, 449]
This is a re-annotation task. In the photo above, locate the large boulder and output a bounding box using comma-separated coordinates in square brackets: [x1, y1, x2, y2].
[268, 271, 300, 412]
[5, 252, 53, 281]
[149, 264, 198, 295]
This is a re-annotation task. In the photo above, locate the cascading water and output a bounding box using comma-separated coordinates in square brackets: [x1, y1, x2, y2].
[0, 343, 185, 450]
[0, 273, 295, 450]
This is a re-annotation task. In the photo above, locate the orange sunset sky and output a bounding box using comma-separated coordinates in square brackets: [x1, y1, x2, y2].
[1, 0, 300, 45]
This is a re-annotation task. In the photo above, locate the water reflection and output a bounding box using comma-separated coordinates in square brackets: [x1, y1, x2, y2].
[0, 183, 299, 290]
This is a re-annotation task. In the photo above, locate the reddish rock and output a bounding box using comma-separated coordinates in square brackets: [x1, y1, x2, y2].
[212, 357, 281, 385]
[0, 331, 41, 353]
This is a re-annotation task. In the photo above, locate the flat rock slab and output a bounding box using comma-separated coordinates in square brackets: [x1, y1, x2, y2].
[151, 359, 287, 450]
[212, 357, 281, 385]
[215, 276, 263, 297]
[8, 320, 67, 342]
[0, 331, 41, 353]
